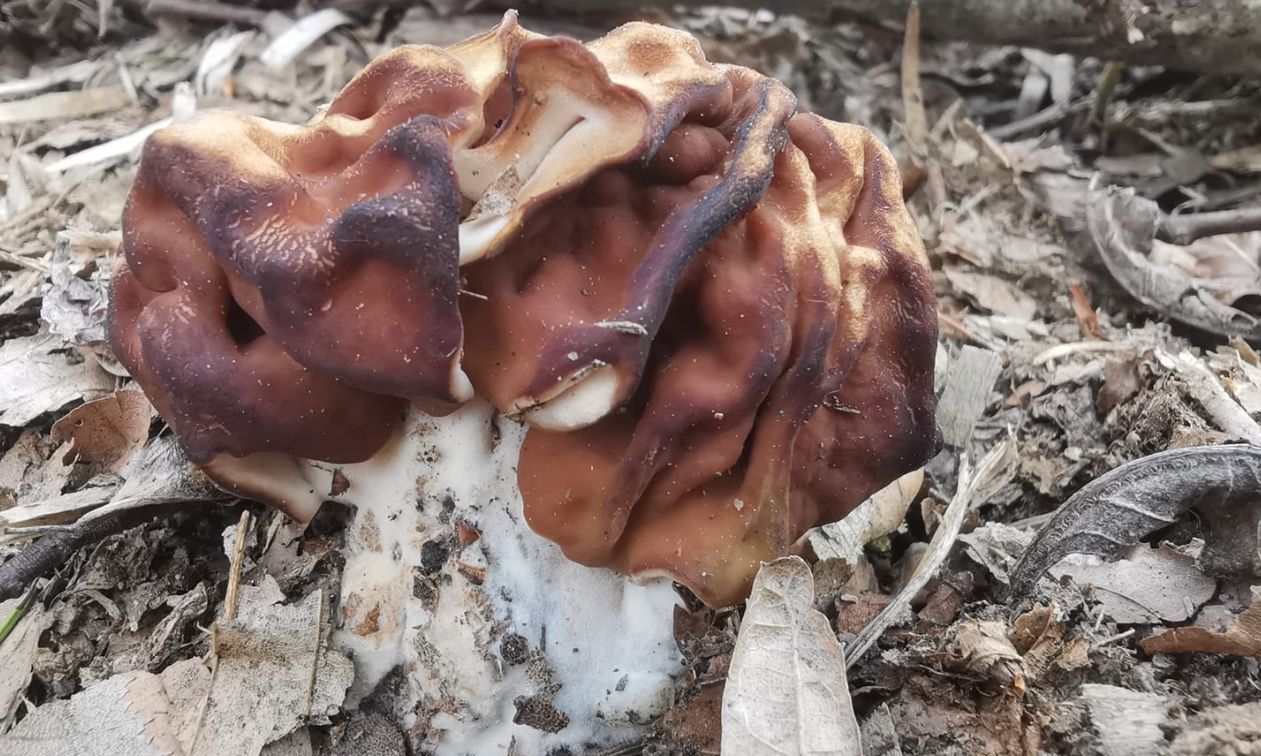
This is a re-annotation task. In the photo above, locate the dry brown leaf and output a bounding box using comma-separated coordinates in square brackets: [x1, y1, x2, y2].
[1141, 590, 1261, 658]
[722, 556, 861, 756]
[952, 619, 1026, 694]
[1054, 638, 1091, 672]
[1011, 604, 1059, 654]
[50, 389, 152, 471]
[661, 685, 723, 753]
[1097, 358, 1143, 413]
[1011, 604, 1068, 682]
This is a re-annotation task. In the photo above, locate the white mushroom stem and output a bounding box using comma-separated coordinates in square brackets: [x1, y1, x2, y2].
[295, 400, 682, 752]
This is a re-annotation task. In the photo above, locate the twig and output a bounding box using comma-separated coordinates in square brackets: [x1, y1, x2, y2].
[1157, 206, 1261, 246]
[0, 585, 38, 649]
[0, 506, 166, 602]
[304, 587, 324, 716]
[901, 3, 927, 160]
[1031, 340, 1136, 366]
[986, 100, 1083, 141]
[1093, 62, 1125, 124]
[1093, 628, 1136, 647]
[223, 509, 251, 621]
[845, 445, 1012, 667]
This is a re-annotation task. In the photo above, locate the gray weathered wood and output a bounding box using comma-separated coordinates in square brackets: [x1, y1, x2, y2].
[936, 344, 1002, 447]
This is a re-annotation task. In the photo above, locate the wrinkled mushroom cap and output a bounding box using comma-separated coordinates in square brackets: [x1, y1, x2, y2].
[110, 12, 938, 607]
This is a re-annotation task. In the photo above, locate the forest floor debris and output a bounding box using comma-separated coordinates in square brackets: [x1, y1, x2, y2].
[2, 3, 1261, 755]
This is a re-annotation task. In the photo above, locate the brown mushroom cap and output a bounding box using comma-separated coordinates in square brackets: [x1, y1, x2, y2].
[109, 12, 938, 606]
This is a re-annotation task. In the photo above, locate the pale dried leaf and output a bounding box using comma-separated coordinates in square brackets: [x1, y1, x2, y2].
[0, 670, 184, 755]
[83, 436, 225, 521]
[959, 522, 1034, 585]
[49, 84, 195, 175]
[0, 332, 115, 427]
[0, 600, 48, 730]
[0, 60, 100, 99]
[936, 345, 1003, 447]
[259, 9, 354, 71]
[192, 576, 353, 755]
[808, 468, 923, 563]
[848, 445, 1009, 665]
[195, 30, 256, 96]
[944, 267, 1038, 319]
[0, 483, 118, 533]
[40, 232, 115, 345]
[721, 556, 861, 756]
[0, 577, 351, 755]
[1170, 702, 1261, 755]
[1050, 545, 1216, 624]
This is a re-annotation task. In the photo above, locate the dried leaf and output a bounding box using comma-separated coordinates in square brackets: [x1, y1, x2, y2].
[1087, 181, 1261, 340]
[1068, 282, 1103, 340]
[721, 556, 861, 756]
[0, 666, 203, 755]
[0, 332, 115, 428]
[195, 30, 256, 96]
[951, 620, 1025, 692]
[808, 467, 923, 563]
[3, 575, 352, 754]
[1141, 590, 1261, 658]
[944, 267, 1038, 319]
[39, 232, 115, 345]
[959, 522, 1034, 585]
[847, 445, 1011, 665]
[193, 577, 353, 755]
[1010, 444, 1261, 593]
[259, 9, 354, 70]
[0, 60, 99, 99]
[50, 389, 152, 472]
[0, 484, 118, 532]
[1096, 358, 1142, 413]
[48, 84, 196, 175]
[1049, 545, 1217, 624]
[1010, 603, 1071, 681]
[0, 600, 48, 729]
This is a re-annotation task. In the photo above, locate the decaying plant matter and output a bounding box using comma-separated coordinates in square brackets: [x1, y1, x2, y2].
[109, 11, 937, 607]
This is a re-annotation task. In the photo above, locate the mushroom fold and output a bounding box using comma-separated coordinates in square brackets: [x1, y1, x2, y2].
[110, 13, 939, 607]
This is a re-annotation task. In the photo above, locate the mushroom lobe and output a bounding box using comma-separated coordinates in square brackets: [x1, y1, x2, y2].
[109, 13, 938, 607]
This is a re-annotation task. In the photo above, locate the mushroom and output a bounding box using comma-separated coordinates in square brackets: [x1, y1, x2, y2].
[109, 13, 937, 746]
